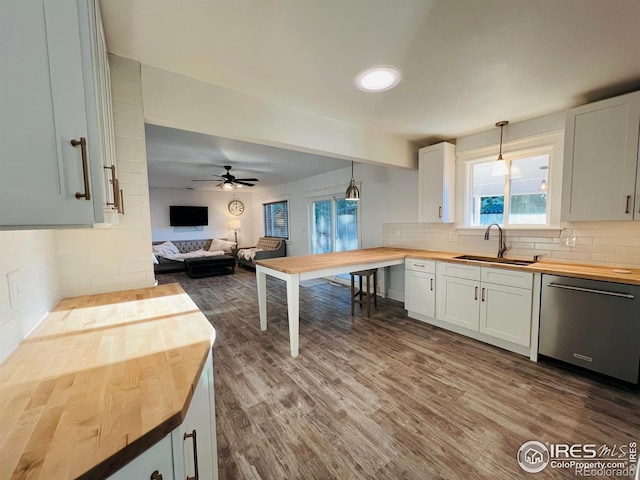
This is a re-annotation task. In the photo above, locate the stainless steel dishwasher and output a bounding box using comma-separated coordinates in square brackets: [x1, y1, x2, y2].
[539, 274, 640, 384]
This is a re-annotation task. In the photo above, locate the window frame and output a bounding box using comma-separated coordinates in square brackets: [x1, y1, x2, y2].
[263, 198, 290, 239]
[458, 132, 563, 230]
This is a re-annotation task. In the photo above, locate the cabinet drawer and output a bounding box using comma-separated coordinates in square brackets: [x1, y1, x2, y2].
[437, 261, 481, 281]
[481, 267, 532, 289]
[405, 258, 436, 273]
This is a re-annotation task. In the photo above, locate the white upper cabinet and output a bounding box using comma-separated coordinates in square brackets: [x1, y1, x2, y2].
[418, 142, 456, 223]
[0, 0, 118, 228]
[561, 91, 640, 221]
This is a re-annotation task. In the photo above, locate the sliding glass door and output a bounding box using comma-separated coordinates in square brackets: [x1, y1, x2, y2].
[310, 194, 360, 281]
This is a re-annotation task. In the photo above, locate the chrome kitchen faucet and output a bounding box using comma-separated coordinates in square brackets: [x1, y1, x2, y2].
[484, 223, 507, 258]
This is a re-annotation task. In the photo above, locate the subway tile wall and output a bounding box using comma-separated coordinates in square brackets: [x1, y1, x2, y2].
[56, 55, 155, 297]
[0, 230, 60, 363]
[383, 221, 640, 268]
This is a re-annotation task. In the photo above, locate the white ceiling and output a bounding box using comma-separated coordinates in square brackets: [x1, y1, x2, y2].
[101, 0, 640, 188]
[145, 124, 353, 190]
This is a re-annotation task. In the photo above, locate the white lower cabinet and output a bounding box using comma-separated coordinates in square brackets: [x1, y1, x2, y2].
[479, 282, 532, 347]
[173, 351, 218, 480]
[404, 259, 436, 318]
[436, 275, 480, 330]
[107, 435, 174, 480]
[108, 350, 217, 480]
[434, 262, 533, 354]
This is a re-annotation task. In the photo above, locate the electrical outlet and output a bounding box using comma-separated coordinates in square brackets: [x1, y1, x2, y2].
[565, 235, 577, 247]
[448, 230, 458, 242]
[7, 270, 21, 311]
[560, 230, 577, 248]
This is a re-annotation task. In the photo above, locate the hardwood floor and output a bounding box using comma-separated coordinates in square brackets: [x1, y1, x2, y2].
[158, 268, 640, 479]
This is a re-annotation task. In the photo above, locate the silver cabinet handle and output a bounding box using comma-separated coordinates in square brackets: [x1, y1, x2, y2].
[481, 287, 485, 302]
[547, 282, 635, 299]
[71, 137, 91, 200]
[438, 206, 442, 218]
[119, 188, 125, 214]
[430, 278, 433, 291]
[183, 429, 199, 480]
[474, 286, 478, 300]
[625, 195, 631, 214]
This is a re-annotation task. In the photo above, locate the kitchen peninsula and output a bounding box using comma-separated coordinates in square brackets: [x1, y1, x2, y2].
[256, 247, 640, 358]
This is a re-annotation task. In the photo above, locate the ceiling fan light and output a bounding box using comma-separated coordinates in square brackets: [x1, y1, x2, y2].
[220, 182, 237, 191]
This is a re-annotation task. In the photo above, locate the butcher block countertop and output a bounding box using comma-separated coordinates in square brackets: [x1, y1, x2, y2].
[256, 246, 640, 285]
[0, 283, 215, 480]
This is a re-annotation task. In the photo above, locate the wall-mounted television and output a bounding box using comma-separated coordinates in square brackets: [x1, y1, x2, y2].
[170, 206, 208, 226]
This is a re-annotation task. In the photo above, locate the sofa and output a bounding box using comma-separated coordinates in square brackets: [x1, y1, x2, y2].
[237, 237, 286, 268]
[153, 239, 236, 275]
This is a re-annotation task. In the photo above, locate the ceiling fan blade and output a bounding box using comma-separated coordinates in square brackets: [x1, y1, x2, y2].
[234, 180, 256, 187]
[234, 178, 259, 182]
[192, 179, 217, 182]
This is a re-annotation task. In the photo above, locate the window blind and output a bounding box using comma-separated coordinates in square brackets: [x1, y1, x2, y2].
[263, 200, 289, 239]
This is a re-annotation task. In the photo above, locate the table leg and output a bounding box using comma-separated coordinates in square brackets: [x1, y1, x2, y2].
[287, 274, 300, 357]
[256, 266, 268, 331]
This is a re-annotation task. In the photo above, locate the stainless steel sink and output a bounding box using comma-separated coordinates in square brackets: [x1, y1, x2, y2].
[454, 254, 536, 266]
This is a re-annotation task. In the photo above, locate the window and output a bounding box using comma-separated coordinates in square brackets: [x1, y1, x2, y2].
[263, 200, 289, 239]
[468, 151, 551, 227]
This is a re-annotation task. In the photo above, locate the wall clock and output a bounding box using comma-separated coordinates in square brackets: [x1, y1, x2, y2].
[228, 199, 245, 216]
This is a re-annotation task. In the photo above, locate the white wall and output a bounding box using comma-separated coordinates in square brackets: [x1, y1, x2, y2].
[0, 231, 61, 363]
[254, 162, 418, 300]
[254, 163, 418, 256]
[55, 55, 155, 296]
[149, 187, 256, 247]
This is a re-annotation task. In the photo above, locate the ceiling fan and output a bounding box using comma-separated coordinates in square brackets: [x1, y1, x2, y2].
[192, 165, 259, 191]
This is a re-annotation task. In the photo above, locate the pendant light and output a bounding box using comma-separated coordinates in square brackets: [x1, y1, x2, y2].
[492, 121, 508, 176]
[539, 165, 549, 191]
[345, 161, 360, 200]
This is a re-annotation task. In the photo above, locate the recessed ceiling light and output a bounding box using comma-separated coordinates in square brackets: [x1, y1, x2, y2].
[355, 66, 402, 92]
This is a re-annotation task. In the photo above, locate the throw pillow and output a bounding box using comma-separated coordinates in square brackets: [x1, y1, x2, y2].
[152, 241, 180, 257]
[209, 238, 236, 252]
[152, 253, 159, 265]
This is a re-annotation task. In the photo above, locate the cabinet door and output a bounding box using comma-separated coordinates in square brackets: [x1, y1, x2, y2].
[561, 91, 640, 221]
[0, 0, 96, 227]
[418, 142, 455, 223]
[436, 275, 479, 330]
[173, 352, 218, 480]
[107, 434, 174, 480]
[479, 283, 532, 347]
[405, 270, 435, 318]
[78, 0, 119, 224]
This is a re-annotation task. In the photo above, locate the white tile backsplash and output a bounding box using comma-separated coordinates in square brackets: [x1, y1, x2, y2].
[55, 55, 155, 297]
[383, 221, 640, 268]
[0, 230, 60, 363]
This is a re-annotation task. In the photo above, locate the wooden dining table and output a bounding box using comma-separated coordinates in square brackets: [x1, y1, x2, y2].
[255, 247, 410, 357]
